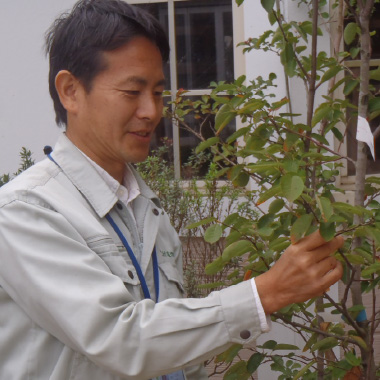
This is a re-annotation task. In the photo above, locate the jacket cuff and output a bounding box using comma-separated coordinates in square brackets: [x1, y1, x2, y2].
[218, 280, 263, 346]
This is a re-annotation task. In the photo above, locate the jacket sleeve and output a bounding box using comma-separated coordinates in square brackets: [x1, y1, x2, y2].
[0, 199, 263, 380]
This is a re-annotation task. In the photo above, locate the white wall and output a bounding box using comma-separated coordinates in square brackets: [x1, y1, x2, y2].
[0, 0, 77, 176]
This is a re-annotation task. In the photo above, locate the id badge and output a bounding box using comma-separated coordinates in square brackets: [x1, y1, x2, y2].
[153, 370, 185, 380]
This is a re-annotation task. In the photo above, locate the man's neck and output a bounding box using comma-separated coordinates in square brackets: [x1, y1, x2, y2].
[65, 131, 125, 183]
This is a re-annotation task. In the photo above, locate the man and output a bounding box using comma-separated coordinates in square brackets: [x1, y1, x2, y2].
[0, 1, 343, 379]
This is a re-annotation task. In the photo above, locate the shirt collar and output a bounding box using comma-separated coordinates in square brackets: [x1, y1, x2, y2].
[79, 150, 140, 206]
[50, 133, 160, 218]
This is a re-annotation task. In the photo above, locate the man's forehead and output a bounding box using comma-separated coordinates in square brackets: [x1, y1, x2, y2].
[118, 75, 166, 87]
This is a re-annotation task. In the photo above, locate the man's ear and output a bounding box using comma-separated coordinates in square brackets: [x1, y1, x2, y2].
[55, 70, 83, 115]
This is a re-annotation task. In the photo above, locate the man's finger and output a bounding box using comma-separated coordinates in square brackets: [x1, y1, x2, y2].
[321, 261, 343, 289]
[310, 236, 344, 262]
[292, 229, 326, 249]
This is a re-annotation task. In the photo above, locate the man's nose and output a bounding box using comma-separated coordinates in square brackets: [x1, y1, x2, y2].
[136, 94, 162, 120]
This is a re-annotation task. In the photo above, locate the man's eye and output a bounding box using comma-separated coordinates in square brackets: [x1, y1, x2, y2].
[123, 90, 140, 96]
[154, 91, 163, 97]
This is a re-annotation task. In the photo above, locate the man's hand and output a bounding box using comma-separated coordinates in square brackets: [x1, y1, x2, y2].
[255, 230, 344, 315]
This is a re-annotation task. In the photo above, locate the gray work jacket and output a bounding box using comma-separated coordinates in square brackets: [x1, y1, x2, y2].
[0, 134, 263, 380]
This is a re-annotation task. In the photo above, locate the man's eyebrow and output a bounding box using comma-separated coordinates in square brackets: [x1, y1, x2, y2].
[120, 76, 166, 87]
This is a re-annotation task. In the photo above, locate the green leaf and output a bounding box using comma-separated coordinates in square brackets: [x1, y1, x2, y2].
[226, 126, 250, 144]
[223, 213, 240, 227]
[283, 159, 300, 173]
[321, 66, 342, 84]
[268, 199, 285, 214]
[227, 165, 244, 182]
[195, 137, 220, 154]
[197, 281, 225, 289]
[233, 171, 250, 187]
[369, 66, 380, 81]
[312, 105, 331, 127]
[224, 361, 250, 380]
[333, 202, 371, 217]
[205, 256, 226, 275]
[268, 9, 277, 25]
[294, 360, 316, 380]
[269, 237, 291, 252]
[235, 0, 244, 6]
[274, 343, 299, 350]
[204, 224, 223, 244]
[215, 104, 237, 134]
[311, 337, 338, 352]
[344, 22, 359, 45]
[319, 221, 335, 242]
[262, 339, 277, 349]
[247, 352, 265, 374]
[257, 214, 274, 237]
[256, 184, 282, 205]
[361, 263, 380, 278]
[185, 217, 217, 229]
[369, 97, 380, 113]
[351, 335, 367, 350]
[280, 173, 304, 202]
[343, 79, 359, 96]
[316, 196, 333, 222]
[247, 162, 281, 173]
[261, 0, 275, 13]
[280, 43, 297, 77]
[345, 352, 361, 367]
[257, 214, 275, 229]
[238, 99, 265, 114]
[222, 240, 253, 262]
[344, 254, 365, 265]
[215, 343, 243, 363]
[291, 214, 313, 243]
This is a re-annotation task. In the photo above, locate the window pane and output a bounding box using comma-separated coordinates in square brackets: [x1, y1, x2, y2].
[344, 4, 380, 59]
[175, 0, 234, 89]
[346, 68, 380, 175]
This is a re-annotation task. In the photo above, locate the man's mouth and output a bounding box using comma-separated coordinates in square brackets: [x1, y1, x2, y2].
[132, 131, 150, 137]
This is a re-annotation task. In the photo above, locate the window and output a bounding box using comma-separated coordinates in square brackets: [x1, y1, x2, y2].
[130, 0, 239, 178]
[338, 4, 380, 180]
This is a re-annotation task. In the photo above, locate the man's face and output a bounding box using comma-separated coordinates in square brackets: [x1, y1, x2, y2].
[66, 36, 165, 177]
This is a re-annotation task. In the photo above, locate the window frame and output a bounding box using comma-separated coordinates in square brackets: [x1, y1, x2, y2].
[329, 1, 380, 189]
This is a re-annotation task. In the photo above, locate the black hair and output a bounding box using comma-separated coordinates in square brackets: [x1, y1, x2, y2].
[45, 0, 169, 126]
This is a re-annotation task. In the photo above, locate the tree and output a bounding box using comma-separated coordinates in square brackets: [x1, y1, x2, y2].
[166, 0, 380, 378]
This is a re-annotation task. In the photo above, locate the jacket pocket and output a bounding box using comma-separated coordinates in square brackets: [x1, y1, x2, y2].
[87, 237, 140, 286]
[158, 261, 185, 299]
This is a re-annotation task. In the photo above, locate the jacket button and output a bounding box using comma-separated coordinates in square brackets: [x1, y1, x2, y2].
[240, 330, 251, 339]
[116, 203, 123, 210]
[128, 270, 134, 279]
[152, 208, 159, 216]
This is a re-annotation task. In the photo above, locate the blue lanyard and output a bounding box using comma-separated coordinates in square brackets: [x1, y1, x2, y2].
[106, 213, 160, 303]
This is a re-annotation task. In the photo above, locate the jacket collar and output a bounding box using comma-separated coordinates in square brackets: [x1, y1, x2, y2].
[51, 133, 160, 218]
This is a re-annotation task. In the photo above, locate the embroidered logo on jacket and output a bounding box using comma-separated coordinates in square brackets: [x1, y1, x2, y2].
[161, 250, 175, 257]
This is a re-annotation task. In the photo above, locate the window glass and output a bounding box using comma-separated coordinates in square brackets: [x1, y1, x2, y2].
[346, 69, 380, 175]
[175, 0, 233, 89]
[345, 4, 380, 59]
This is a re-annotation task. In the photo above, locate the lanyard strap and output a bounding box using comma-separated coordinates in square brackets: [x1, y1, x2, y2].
[106, 213, 160, 303]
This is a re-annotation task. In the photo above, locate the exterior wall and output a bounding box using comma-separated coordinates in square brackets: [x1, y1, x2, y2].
[0, 0, 77, 176]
